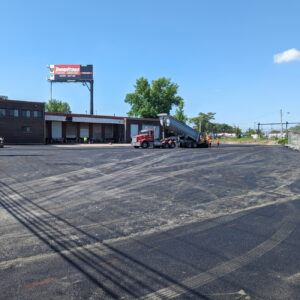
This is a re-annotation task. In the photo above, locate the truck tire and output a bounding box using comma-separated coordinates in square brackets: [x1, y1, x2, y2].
[170, 142, 175, 148]
[186, 142, 192, 148]
[141, 141, 149, 149]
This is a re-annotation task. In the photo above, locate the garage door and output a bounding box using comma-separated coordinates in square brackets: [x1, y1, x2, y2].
[52, 122, 62, 139]
[105, 125, 113, 139]
[142, 125, 160, 139]
[93, 124, 102, 141]
[66, 123, 77, 138]
[80, 124, 89, 138]
[130, 124, 138, 138]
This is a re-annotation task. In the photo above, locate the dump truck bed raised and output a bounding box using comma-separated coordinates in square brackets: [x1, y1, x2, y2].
[158, 114, 200, 142]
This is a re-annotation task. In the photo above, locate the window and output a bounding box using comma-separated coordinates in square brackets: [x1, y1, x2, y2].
[33, 110, 43, 118]
[22, 126, 32, 133]
[22, 110, 31, 118]
[0, 108, 5, 117]
[9, 109, 19, 117]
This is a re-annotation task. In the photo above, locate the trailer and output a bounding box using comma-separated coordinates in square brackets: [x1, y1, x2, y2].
[131, 113, 209, 149]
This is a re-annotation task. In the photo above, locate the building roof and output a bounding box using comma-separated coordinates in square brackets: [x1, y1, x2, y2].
[0, 99, 45, 105]
[45, 112, 159, 122]
[45, 112, 124, 120]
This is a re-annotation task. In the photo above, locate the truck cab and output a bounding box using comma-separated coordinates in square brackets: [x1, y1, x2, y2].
[131, 129, 155, 148]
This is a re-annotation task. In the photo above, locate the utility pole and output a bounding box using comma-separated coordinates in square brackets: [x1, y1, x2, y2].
[280, 109, 283, 139]
[199, 121, 202, 133]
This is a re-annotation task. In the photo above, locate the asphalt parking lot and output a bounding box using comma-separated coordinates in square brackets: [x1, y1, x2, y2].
[0, 144, 300, 299]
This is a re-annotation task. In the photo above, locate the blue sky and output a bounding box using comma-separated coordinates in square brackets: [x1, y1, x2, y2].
[1, 0, 300, 130]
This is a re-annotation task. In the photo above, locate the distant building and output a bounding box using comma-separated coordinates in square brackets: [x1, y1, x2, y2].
[0, 99, 161, 144]
[45, 112, 161, 143]
[268, 133, 286, 139]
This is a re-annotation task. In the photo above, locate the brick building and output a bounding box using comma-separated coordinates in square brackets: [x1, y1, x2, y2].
[0, 99, 161, 144]
[0, 99, 45, 144]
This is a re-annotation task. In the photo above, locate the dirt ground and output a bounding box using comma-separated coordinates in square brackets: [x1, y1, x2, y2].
[218, 139, 278, 145]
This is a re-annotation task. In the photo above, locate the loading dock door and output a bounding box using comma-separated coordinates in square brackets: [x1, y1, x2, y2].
[52, 122, 62, 139]
[105, 125, 113, 139]
[93, 124, 102, 141]
[80, 124, 89, 138]
[130, 124, 139, 139]
[142, 125, 160, 139]
[66, 123, 76, 138]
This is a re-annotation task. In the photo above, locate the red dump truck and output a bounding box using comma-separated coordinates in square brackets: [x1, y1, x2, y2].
[131, 114, 209, 149]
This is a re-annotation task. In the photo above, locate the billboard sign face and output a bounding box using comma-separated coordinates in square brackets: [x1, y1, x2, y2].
[48, 64, 93, 81]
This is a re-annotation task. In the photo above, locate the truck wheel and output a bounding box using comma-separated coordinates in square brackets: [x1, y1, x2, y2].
[141, 141, 149, 149]
[186, 142, 192, 148]
[170, 142, 175, 148]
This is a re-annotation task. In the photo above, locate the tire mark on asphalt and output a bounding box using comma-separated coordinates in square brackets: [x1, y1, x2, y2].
[194, 232, 208, 238]
[2, 156, 299, 253]
[0, 188, 154, 298]
[6, 148, 258, 207]
[140, 202, 298, 300]
[0, 207, 248, 271]
[227, 223, 237, 227]
[4, 150, 160, 195]
[99, 258, 118, 266]
[25, 277, 57, 289]
[4, 151, 171, 213]
[148, 246, 162, 252]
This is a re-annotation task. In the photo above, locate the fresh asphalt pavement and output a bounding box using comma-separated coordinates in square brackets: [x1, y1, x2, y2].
[0, 144, 299, 299]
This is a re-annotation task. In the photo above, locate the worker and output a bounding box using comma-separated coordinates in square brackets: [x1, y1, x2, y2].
[216, 137, 220, 148]
[206, 135, 212, 148]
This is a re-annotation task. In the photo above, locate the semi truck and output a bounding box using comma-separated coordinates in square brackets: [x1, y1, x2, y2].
[131, 113, 209, 149]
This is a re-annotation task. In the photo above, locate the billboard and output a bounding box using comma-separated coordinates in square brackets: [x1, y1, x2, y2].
[48, 64, 93, 81]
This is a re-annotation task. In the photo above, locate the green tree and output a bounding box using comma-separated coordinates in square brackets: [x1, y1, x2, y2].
[289, 124, 300, 132]
[209, 123, 234, 133]
[245, 128, 256, 137]
[256, 129, 263, 137]
[124, 77, 183, 118]
[189, 112, 216, 132]
[233, 126, 242, 138]
[45, 99, 71, 113]
[173, 100, 188, 124]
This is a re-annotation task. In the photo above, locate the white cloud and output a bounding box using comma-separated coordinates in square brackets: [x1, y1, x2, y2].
[273, 48, 300, 64]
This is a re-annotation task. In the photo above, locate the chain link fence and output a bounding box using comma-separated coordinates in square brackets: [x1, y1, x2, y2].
[288, 130, 300, 150]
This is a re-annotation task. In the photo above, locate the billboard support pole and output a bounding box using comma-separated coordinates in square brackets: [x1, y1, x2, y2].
[90, 80, 94, 115]
[50, 81, 52, 101]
